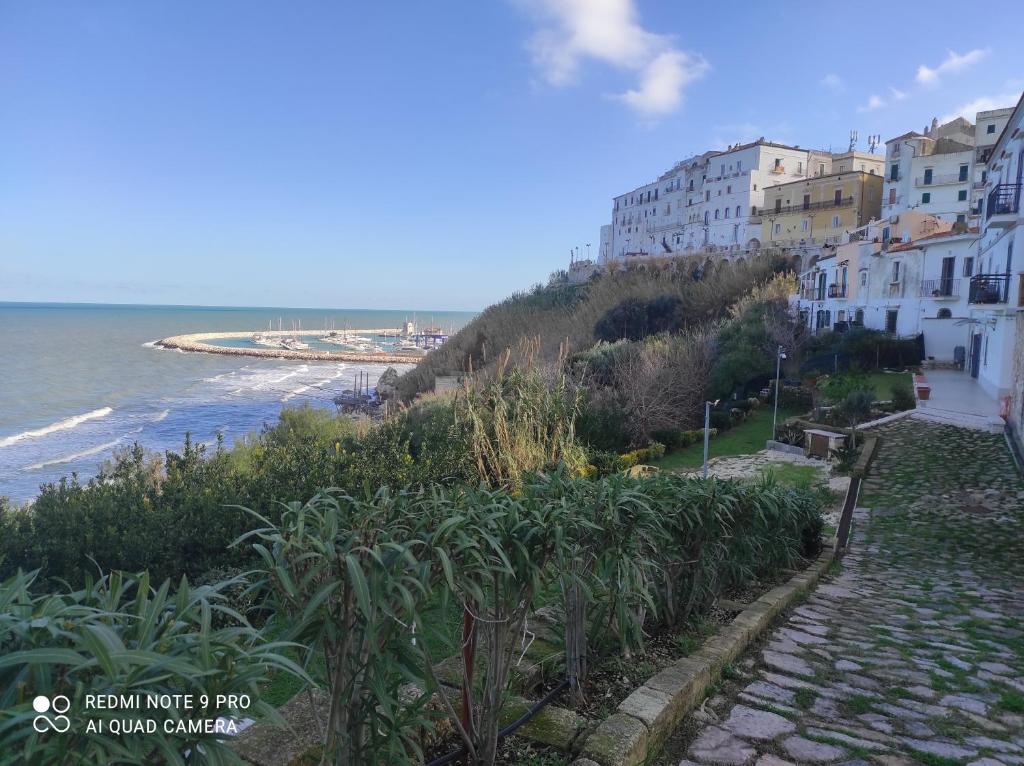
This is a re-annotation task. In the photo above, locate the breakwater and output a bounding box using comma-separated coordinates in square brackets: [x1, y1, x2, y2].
[156, 330, 424, 364]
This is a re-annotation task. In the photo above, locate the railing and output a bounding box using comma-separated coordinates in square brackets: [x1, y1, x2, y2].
[828, 284, 847, 298]
[986, 184, 1021, 219]
[920, 278, 961, 298]
[915, 172, 968, 187]
[760, 196, 854, 217]
[968, 274, 1010, 304]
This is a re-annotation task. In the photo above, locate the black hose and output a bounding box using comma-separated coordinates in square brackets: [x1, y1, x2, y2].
[424, 678, 571, 766]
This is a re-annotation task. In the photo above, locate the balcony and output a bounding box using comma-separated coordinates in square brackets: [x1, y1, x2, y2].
[972, 180, 987, 190]
[828, 284, 848, 299]
[920, 278, 961, 299]
[760, 196, 854, 217]
[968, 274, 1010, 304]
[986, 184, 1021, 226]
[915, 172, 969, 187]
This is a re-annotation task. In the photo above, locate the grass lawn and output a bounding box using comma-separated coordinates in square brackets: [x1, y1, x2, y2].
[651, 406, 799, 472]
[821, 370, 913, 403]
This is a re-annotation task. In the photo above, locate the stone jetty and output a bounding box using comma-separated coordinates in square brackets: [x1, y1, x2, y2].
[156, 330, 424, 364]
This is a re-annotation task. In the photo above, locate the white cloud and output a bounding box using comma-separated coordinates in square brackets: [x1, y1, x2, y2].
[858, 94, 886, 112]
[889, 86, 908, 102]
[940, 92, 1020, 123]
[916, 49, 990, 85]
[820, 73, 844, 92]
[522, 0, 709, 117]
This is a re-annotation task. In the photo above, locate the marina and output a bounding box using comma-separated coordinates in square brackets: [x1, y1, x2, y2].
[157, 325, 451, 363]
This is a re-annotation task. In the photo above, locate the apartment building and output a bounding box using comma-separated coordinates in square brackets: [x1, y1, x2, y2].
[761, 152, 883, 249]
[882, 110, 1015, 227]
[976, 93, 1024, 438]
[603, 141, 831, 261]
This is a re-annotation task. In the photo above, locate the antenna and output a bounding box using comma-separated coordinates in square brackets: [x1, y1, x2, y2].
[867, 134, 880, 154]
[848, 130, 859, 152]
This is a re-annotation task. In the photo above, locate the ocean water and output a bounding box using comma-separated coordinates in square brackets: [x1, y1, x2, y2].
[0, 303, 474, 505]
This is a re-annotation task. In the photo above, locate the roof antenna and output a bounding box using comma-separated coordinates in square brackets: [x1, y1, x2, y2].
[867, 134, 880, 154]
[848, 129, 858, 152]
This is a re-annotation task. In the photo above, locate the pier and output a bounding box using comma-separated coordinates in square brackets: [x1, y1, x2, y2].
[155, 330, 426, 364]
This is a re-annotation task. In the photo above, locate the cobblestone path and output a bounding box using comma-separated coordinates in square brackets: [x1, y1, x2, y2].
[670, 419, 1024, 766]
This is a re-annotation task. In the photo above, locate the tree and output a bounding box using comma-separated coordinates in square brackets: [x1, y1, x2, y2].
[835, 389, 875, 449]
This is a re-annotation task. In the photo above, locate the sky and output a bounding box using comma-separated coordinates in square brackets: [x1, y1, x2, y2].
[2, 1, 1023, 312]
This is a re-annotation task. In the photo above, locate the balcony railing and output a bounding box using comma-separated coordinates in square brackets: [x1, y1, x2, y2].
[968, 274, 1010, 304]
[760, 196, 854, 217]
[986, 184, 1021, 220]
[915, 172, 968, 187]
[828, 284, 847, 298]
[920, 278, 961, 298]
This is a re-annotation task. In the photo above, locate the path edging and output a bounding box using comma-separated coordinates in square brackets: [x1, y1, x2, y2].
[573, 542, 837, 766]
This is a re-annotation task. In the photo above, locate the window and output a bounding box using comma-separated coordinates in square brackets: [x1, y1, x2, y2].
[774, 223, 781, 234]
[706, 191, 710, 201]
[720, 164, 725, 175]
[937, 308, 952, 319]
[774, 158, 781, 169]
[860, 272, 867, 286]
[892, 261, 901, 282]
[890, 163, 899, 181]
[831, 215, 840, 227]
[882, 226, 890, 241]
[751, 205, 758, 216]
[958, 165, 968, 182]
[735, 205, 741, 218]
[956, 213, 966, 224]
[819, 163, 825, 176]
[801, 220, 809, 232]
[797, 161, 803, 174]
[724, 208, 730, 218]
[726, 185, 731, 194]
[774, 199, 782, 213]
[963, 257, 974, 276]
[958, 189, 967, 201]
[922, 192, 931, 204]
[923, 168, 933, 185]
[834, 189, 842, 206]
[889, 188, 896, 204]
[987, 124, 996, 134]
[885, 309, 898, 334]
[737, 160, 742, 172]
[714, 209, 720, 219]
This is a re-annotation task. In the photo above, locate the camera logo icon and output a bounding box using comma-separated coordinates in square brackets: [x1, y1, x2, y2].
[32, 695, 71, 733]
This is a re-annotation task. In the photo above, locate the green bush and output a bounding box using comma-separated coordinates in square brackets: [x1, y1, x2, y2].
[0, 569, 305, 763]
[891, 380, 916, 411]
[709, 411, 733, 431]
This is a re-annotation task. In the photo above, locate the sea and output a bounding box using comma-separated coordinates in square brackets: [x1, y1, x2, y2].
[0, 303, 474, 505]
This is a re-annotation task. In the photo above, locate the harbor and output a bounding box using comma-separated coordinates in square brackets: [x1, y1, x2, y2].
[156, 324, 451, 363]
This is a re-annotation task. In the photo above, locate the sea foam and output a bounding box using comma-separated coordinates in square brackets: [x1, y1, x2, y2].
[0, 407, 114, 449]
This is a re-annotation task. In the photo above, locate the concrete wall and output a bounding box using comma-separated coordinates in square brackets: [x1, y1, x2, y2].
[921, 317, 972, 361]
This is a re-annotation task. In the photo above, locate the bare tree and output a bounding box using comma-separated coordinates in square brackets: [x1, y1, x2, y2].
[612, 329, 715, 444]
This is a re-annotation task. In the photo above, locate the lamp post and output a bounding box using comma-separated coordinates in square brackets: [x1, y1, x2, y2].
[772, 346, 787, 442]
[702, 399, 720, 479]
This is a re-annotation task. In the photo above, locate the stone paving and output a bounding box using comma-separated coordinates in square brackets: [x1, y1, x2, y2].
[674, 419, 1024, 766]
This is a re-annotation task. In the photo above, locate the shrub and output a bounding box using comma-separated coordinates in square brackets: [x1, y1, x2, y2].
[619, 442, 666, 467]
[0, 569, 305, 763]
[891, 380, 916, 411]
[771, 382, 813, 410]
[709, 411, 733, 431]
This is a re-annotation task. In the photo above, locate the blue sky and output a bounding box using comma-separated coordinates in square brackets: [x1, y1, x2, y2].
[2, 1, 1022, 311]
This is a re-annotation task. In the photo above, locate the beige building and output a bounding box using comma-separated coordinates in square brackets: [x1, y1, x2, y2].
[761, 151, 884, 248]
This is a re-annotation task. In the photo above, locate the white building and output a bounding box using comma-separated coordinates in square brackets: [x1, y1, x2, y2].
[603, 140, 831, 261]
[882, 110, 1014, 227]
[975, 93, 1024, 418]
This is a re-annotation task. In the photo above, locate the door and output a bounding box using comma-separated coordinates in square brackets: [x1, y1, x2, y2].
[969, 334, 982, 379]
[940, 257, 955, 295]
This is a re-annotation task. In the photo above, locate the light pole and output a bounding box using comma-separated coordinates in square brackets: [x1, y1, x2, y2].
[702, 399, 720, 479]
[772, 346, 787, 442]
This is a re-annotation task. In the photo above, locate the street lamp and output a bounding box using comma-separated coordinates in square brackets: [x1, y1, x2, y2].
[772, 346, 788, 442]
[702, 399, 721, 479]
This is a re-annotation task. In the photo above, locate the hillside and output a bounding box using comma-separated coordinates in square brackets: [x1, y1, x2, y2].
[396, 253, 796, 399]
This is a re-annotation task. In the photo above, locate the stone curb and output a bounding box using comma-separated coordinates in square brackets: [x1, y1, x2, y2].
[574, 542, 837, 766]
